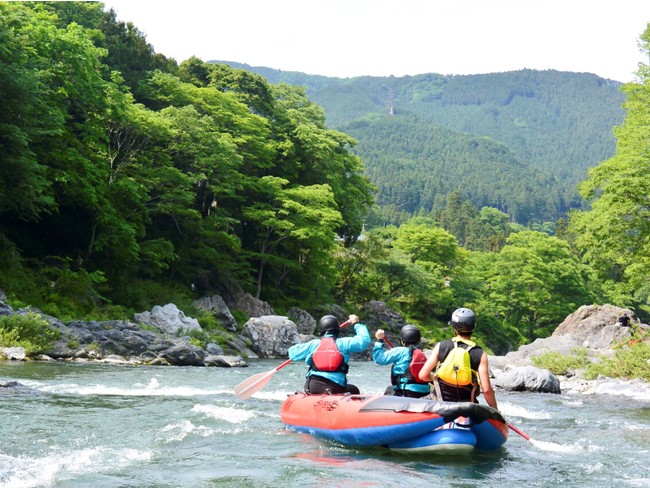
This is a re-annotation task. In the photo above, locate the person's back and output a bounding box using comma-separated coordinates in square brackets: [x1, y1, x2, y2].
[372, 325, 429, 398]
[288, 314, 370, 394]
[418, 308, 498, 410]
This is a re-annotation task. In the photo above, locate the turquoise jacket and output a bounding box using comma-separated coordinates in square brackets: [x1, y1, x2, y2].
[288, 323, 370, 386]
[372, 341, 430, 395]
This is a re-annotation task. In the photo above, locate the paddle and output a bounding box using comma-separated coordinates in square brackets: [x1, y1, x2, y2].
[508, 422, 532, 441]
[234, 319, 351, 400]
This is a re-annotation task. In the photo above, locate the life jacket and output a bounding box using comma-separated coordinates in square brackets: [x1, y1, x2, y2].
[310, 337, 349, 373]
[430, 337, 482, 403]
[436, 337, 478, 387]
[391, 346, 428, 386]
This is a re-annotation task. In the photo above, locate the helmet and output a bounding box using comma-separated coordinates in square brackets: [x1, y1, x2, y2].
[450, 307, 476, 332]
[319, 315, 340, 336]
[399, 324, 421, 344]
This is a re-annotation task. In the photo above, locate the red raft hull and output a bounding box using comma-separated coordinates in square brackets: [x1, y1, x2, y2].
[280, 393, 508, 453]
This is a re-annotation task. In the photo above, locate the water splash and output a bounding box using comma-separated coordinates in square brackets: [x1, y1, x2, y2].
[0, 447, 150, 488]
[499, 401, 551, 420]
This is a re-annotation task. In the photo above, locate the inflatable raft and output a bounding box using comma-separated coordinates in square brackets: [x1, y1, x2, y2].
[280, 393, 508, 454]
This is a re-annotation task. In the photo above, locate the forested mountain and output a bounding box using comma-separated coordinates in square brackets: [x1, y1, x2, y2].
[220, 62, 626, 224]
[341, 115, 563, 224]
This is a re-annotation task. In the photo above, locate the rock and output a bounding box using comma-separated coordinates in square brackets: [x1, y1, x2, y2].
[360, 300, 406, 337]
[241, 315, 300, 358]
[0, 347, 26, 361]
[193, 295, 238, 332]
[287, 307, 317, 335]
[204, 355, 248, 367]
[553, 304, 637, 349]
[158, 344, 206, 366]
[234, 293, 274, 318]
[226, 336, 258, 358]
[206, 343, 224, 355]
[133, 303, 202, 335]
[0, 290, 13, 317]
[493, 365, 561, 393]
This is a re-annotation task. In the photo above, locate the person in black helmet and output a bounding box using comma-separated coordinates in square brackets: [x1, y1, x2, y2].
[419, 307, 498, 409]
[372, 324, 430, 398]
[288, 314, 370, 394]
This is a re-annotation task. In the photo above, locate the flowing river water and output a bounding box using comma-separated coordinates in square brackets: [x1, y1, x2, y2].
[1, 359, 649, 488]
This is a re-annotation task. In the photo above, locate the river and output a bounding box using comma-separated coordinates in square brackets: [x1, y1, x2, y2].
[1, 359, 649, 488]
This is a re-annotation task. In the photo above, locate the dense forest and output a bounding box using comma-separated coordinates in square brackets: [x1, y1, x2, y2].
[222, 62, 626, 225]
[1, 2, 649, 355]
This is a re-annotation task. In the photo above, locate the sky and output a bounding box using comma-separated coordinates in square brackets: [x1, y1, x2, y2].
[102, 0, 650, 83]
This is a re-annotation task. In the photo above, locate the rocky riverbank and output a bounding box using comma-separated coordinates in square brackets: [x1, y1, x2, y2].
[1, 289, 648, 399]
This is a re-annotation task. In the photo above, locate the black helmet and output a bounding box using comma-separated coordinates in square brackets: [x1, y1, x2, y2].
[319, 315, 340, 336]
[450, 307, 476, 332]
[399, 324, 421, 344]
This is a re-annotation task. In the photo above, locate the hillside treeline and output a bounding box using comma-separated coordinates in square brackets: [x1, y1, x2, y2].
[224, 63, 626, 225]
[1, 2, 649, 355]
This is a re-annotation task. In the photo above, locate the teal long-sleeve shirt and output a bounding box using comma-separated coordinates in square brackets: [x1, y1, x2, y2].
[288, 323, 370, 386]
[372, 341, 430, 394]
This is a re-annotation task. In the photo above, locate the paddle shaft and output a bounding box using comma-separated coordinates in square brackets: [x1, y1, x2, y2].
[508, 422, 531, 440]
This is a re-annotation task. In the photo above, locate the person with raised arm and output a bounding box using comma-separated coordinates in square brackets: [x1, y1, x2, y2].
[288, 314, 370, 394]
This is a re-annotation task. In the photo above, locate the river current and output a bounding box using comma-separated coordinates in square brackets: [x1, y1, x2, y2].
[1, 359, 649, 488]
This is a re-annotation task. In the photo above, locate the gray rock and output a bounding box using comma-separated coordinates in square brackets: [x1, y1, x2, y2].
[158, 344, 206, 366]
[204, 355, 248, 367]
[241, 315, 300, 358]
[234, 293, 274, 318]
[134, 303, 202, 335]
[193, 295, 238, 331]
[287, 307, 317, 335]
[493, 365, 561, 393]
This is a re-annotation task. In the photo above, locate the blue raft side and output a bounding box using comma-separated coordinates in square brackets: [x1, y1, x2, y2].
[472, 419, 508, 450]
[388, 427, 477, 450]
[284, 417, 448, 448]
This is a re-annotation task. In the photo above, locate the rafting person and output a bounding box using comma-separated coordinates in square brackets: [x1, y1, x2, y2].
[372, 324, 430, 398]
[418, 307, 498, 410]
[288, 314, 370, 395]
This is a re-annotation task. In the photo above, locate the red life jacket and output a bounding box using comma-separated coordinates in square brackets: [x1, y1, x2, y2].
[310, 337, 348, 373]
[407, 347, 428, 383]
[392, 346, 428, 385]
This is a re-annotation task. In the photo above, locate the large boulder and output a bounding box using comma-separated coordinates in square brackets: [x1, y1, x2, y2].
[193, 295, 238, 331]
[360, 300, 406, 337]
[552, 304, 639, 349]
[133, 303, 202, 335]
[287, 307, 317, 335]
[241, 315, 300, 358]
[234, 293, 274, 318]
[493, 365, 561, 393]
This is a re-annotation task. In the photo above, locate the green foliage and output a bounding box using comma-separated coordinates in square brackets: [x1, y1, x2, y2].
[0, 312, 61, 354]
[569, 23, 650, 316]
[531, 348, 591, 375]
[224, 62, 624, 226]
[584, 329, 650, 381]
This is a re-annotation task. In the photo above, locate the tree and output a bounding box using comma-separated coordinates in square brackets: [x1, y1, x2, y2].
[569, 22, 650, 315]
[482, 231, 593, 340]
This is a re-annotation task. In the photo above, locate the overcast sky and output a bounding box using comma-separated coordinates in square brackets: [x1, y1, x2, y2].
[102, 0, 650, 83]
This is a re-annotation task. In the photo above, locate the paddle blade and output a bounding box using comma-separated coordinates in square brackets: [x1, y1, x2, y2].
[234, 359, 293, 400]
[234, 370, 276, 400]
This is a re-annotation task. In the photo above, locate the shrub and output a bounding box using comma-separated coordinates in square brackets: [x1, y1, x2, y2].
[531, 348, 591, 375]
[0, 313, 61, 354]
[584, 331, 650, 381]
